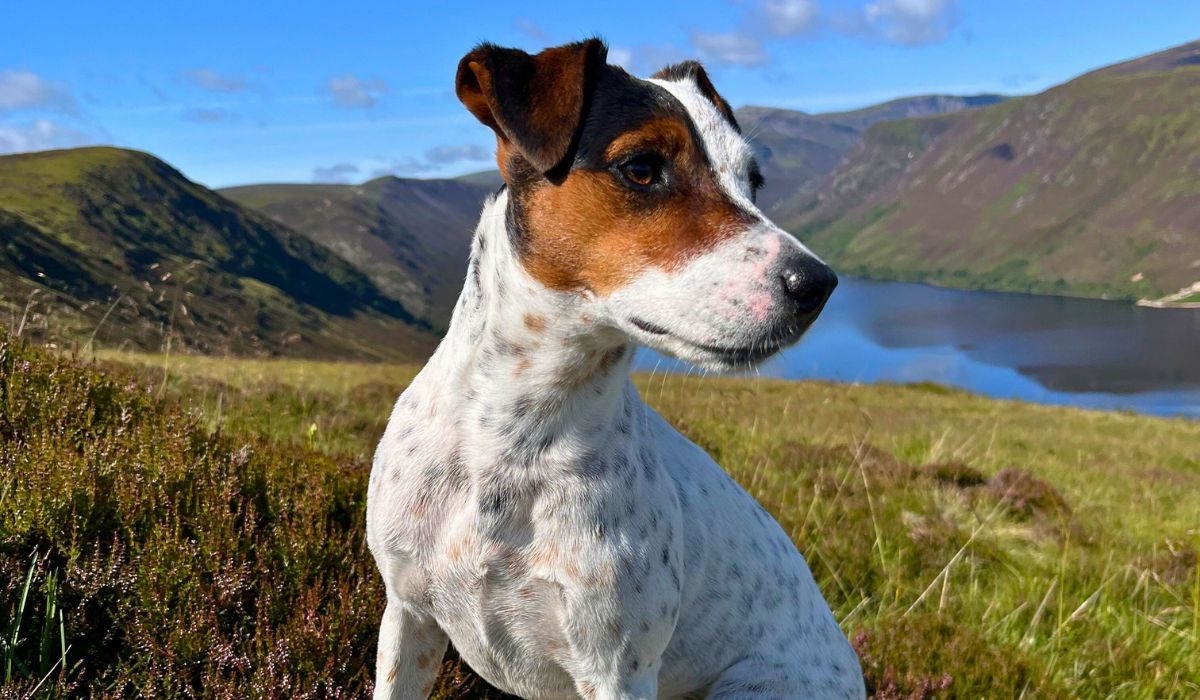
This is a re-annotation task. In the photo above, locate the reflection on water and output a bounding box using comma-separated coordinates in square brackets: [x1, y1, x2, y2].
[635, 278, 1200, 418]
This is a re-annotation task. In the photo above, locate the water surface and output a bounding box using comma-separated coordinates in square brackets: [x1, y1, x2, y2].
[635, 278, 1200, 418]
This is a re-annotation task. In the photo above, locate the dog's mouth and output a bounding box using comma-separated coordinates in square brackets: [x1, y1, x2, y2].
[629, 316, 796, 370]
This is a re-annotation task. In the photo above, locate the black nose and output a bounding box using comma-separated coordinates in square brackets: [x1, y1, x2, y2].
[780, 257, 838, 319]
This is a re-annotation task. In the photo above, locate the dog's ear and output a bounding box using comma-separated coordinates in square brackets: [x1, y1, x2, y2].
[652, 61, 740, 133]
[456, 39, 607, 174]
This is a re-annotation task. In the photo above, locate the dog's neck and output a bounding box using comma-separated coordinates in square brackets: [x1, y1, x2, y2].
[420, 190, 638, 473]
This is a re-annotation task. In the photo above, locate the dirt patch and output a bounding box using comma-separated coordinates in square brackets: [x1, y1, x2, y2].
[777, 441, 918, 491]
[985, 467, 1071, 521]
[1138, 540, 1198, 587]
[853, 613, 1048, 698]
[921, 461, 988, 488]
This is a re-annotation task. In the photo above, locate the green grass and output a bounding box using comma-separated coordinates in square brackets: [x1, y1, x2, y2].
[3, 337, 1198, 697]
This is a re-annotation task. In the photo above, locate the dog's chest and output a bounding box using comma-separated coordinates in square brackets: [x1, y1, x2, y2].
[370, 387, 687, 694]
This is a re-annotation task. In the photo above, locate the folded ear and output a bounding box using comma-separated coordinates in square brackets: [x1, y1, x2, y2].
[456, 39, 607, 174]
[652, 60, 740, 133]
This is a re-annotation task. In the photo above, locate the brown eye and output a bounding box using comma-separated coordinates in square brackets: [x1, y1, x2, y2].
[617, 154, 663, 188]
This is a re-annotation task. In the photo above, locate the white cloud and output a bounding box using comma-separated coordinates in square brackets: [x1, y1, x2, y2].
[181, 68, 247, 93]
[0, 70, 77, 114]
[312, 162, 360, 183]
[609, 44, 690, 75]
[423, 144, 490, 165]
[862, 0, 958, 46]
[372, 142, 493, 177]
[608, 47, 636, 69]
[325, 74, 388, 108]
[759, 0, 820, 37]
[182, 107, 234, 124]
[515, 18, 549, 42]
[0, 119, 92, 154]
[649, 1, 815, 72]
[689, 30, 768, 67]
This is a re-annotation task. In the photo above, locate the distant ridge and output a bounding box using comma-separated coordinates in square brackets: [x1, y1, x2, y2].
[781, 40, 1200, 301]
[735, 94, 1008, 213]
[221, 175, 493, 328]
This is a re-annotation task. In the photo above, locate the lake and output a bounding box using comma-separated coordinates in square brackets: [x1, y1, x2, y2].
[634, 278, 1200, 418]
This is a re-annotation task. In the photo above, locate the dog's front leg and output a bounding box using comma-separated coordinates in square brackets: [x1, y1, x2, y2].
[579, 666, 660, 700]
[372, 599, 448, 700]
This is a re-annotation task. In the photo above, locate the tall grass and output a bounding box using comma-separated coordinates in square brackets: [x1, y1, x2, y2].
[2, 338, 1197, 697]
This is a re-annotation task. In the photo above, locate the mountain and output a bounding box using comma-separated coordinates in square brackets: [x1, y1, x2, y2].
[0, 147, 436, 359]
[455, 169, 506, 189]
[735, 94, 1008, 213]
[782, 41, 1200, 302]
[221, 176, 493, 328]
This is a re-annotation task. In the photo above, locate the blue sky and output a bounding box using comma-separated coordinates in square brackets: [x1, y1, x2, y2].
[3, 1, 1198, 188]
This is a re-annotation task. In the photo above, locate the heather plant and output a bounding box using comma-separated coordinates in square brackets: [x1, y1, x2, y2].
[0, 332, 382, 697]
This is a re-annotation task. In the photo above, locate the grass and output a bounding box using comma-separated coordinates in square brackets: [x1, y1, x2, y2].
[2, 336, 1198, 697]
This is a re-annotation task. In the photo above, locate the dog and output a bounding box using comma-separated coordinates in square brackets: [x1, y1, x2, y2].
[366, 39, 864, 699]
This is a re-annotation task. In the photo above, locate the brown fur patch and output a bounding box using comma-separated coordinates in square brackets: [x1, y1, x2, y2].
[523, 313, 546, 332]
[386, 666, 398, 683]
[530, 544, 558, 568]
[416, 650, 435, 669]
[514, 115, 754, 295]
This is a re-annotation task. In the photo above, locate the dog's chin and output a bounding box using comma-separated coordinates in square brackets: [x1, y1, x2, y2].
[631, 324, 797, 374]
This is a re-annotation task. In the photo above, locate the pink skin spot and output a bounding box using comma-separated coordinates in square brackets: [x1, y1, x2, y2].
[745, 291, 774, 322]
[718, 232, 785, 324]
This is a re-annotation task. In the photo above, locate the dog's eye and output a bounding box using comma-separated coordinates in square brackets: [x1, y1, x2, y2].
[617, 154, 663, 188]
[749, 166, 765, 204]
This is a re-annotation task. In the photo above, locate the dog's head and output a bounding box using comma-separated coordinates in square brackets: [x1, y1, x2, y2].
[456, 39, 836, 371]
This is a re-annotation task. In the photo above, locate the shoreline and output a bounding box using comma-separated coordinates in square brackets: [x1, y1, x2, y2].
[836, 272, 1200, 310]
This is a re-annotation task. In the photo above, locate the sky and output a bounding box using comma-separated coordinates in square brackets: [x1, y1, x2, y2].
[3, 1, 1198, 189]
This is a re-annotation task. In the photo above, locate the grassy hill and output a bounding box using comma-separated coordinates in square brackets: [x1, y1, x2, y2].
[736, 95, 1007, 213]
[3, 333, 1197, 697]
[0, 147, 436, 360]
[784, 41, 1200, 302]
[415, 97, 1006, 233]
[221, 176, 492, 329]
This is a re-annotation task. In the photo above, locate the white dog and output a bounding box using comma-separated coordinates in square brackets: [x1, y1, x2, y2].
[367, 39, 864, 699]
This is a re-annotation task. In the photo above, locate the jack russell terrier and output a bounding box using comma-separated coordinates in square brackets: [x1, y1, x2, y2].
[367, 38, 864, 699]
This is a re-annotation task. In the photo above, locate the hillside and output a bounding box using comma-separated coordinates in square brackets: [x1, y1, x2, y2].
[783, 40, 1200, 302]
[221, 176, 492, 328]
[736, 94, 1007, 212]
[0, 147, 436, 359]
